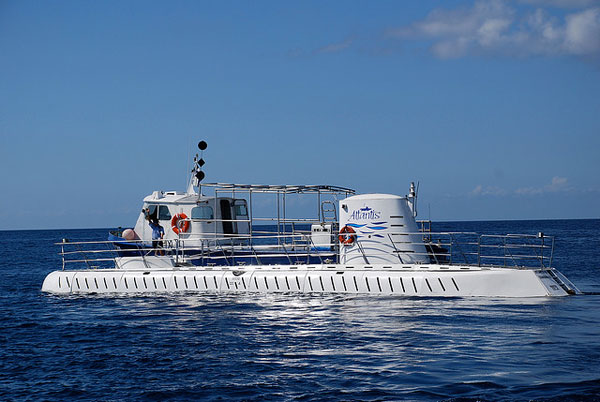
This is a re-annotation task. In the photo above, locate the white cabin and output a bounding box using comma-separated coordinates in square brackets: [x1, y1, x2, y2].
[132, 191, 250, 243]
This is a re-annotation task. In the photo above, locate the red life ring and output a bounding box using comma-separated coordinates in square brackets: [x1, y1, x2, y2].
[338, 225, 356, 246]
[171, 213, 190, 234]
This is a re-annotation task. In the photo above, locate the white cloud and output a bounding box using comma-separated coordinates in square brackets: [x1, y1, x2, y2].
[470, 176, 569, 196]
[519, 0, 600, 8]
[314, 38, 354, 55]
[388, 0, 600, 59]
[564, 7, 600, 53]
[470, 184, 508, 196]
[515, 176, 569, 195]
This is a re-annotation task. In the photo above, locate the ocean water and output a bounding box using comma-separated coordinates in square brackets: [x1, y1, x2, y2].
[1, 219, 599, 401]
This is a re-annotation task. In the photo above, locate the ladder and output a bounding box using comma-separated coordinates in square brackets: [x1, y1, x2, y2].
[546, 268, 576, 295]
[321, 201, 337, 222]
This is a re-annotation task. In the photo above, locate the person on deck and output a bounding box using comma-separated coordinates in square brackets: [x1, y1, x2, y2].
[148, 218, 165, 256]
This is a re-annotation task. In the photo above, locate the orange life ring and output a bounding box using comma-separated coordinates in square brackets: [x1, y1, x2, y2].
[171, 213, 190, 234]
[338, 225, 356, 245]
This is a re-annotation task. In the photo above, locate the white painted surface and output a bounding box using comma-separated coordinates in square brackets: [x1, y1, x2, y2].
[41, 264, 571, 297]
[339, 194, 429, 264]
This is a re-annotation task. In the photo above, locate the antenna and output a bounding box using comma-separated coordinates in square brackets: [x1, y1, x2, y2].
[415, 181, 419, 218]
[409, 181, 419, 217]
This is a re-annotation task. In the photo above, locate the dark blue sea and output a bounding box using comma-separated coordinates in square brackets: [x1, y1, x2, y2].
[1, 219, 599, 401]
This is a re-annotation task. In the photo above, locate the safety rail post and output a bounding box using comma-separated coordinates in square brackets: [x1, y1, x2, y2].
[276, 190, 281, 246]
[540, 234, 545, 268]
[291, 222, 296, 250]
[356, 241, 370, 264]
[215, 242, 231, 266]
[452, 234, 470, 265]
[106, 240, 118, 270]
[448, 235, 454, 264]
[503, 236, 519, 268]
[76, 243, 93, 270]
[549, 236, 555, 268]
[477, 236, 481, 267]
[61, 239, 67, 271]
[279, 242, 294, 265]
[387, 234, 404, 264]
[307, 235, 324, 265]
[250, 243, 262, 265]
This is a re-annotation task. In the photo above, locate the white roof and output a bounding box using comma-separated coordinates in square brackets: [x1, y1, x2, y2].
[344, 193, 406, 201]
[201, 183, 355, 194]
[143, 192, 207, 204]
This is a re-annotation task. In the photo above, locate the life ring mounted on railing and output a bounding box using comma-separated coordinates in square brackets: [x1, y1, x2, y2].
[338, 225, 356, 246]
[171, 213, 190, 235]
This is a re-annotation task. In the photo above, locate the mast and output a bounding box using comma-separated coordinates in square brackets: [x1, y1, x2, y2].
[189, 140, 207, 200]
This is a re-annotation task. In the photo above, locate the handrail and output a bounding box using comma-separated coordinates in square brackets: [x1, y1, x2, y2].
[56, 230, 555, 271]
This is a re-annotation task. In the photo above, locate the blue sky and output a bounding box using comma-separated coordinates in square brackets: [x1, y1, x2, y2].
[1, 0, 599, 230]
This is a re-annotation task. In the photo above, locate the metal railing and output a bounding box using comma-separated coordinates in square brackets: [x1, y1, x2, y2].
[385, 231, 554, 268]
[57, 230, 337, 270]
[56, 230, 555, 271]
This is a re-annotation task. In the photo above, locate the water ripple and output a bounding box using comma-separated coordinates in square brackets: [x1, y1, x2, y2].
[1, 222, 600, 401]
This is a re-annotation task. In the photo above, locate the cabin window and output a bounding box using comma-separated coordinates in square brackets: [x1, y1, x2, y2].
[234, 203, 248, 217]
[147, 205, 158, 221]
[145, 204, 171, 221]
[158, 205, 171, 221]
[191, 206, 214, 220]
